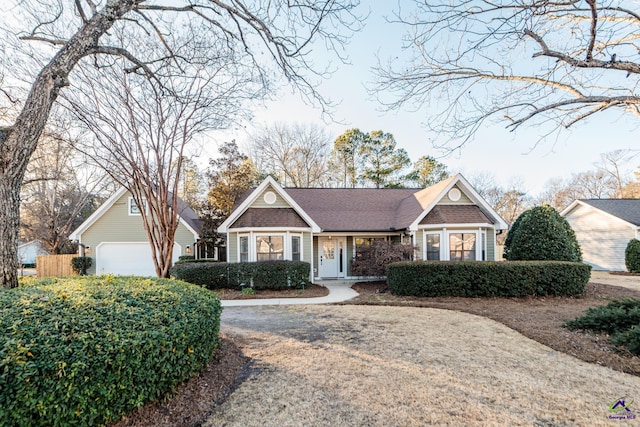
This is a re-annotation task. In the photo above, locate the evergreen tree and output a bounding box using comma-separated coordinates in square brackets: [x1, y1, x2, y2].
[504, 205, 582, 262]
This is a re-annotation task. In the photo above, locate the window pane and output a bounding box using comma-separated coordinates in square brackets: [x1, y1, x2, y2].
[291, 236, 300, 261]
[256, 235, 284, 261]
[426, 234, 440, 260]
[449, 233, 476, 261]
[240, 236, 249, 262]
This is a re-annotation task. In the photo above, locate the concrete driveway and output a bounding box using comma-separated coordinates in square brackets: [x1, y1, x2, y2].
[590, 271, 640, 292]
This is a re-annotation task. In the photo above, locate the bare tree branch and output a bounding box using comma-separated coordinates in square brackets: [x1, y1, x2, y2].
[373, 0, 640, 146]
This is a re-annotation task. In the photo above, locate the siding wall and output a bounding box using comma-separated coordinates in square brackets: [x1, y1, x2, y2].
[251, 186, 290, 208]
[565, 205, 636, 271]
[81, 192, 196, 274]
[486, 228, 496, 261]
[437, 185, 473, 204]
[227, 232, 239, 263]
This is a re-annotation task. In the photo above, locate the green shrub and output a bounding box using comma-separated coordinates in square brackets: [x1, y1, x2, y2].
[564, 298, 640, 334]
[70, 256, 93, 275]
[387, 261, 590, 297]
[170, 260, 310, 290]
[565, 298, 640, 356]
[611, 325, 640, 355]
[625, 239, 640, 273]
[0, 276, 221, 427]
[504, 205, 582, 262]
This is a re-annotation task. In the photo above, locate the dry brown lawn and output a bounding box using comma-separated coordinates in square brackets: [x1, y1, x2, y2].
[114, 278, 640, 427]
[205, 305, 639, 426]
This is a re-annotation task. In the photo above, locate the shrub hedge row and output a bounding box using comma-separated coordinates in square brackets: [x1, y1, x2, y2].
[0, 276, 222, 427]
[565, 298, 640, 356]
[170, 260, 310, 290]
[387, 261, 590, 297]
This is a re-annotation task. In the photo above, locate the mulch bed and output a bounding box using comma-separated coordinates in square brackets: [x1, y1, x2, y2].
[215, 284, 328, 300]
[112, 336, 248, 427]
[112, 280, 640, 426]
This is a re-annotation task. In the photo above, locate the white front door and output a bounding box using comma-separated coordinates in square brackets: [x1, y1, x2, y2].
[319, 237, 345, 278]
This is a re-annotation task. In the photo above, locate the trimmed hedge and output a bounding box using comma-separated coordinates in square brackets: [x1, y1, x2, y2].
[0, 276, 221, 427]
[387, 261, 590, 297]
[170, 260, 310, 290]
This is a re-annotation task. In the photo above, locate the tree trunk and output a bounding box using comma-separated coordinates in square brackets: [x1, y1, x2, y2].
[0, 2, 134, 288]
[0, 175, 20, 288]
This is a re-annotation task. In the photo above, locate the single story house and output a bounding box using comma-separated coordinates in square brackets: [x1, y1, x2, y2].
[218, 174, 508, 281]
[18, 240, 48, 265]
[561, 199, 640, 271]
[69, 187, 202, 276]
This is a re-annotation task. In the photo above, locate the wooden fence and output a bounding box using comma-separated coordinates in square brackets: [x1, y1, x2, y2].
[36, 254, 77, 277]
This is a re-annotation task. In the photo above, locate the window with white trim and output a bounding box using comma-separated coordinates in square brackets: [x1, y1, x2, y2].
[256, 235, 284, 261]
[291, 236, 301, 261]
[239, 233, 302, 262]
[239, 236, 249, 262]
[425, 233, 441, 260]
[128, 197, 147, 215]
[449, 233, 476, 261]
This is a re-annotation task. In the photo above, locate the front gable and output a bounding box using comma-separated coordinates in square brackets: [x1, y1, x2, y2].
[218, 177, 321, 233]
[562, 200, 640, 231]
[409, 174, 508, 231]
[70, 187, 200, 242]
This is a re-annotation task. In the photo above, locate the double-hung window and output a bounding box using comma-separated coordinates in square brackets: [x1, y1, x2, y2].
[291, 236, 301, 261]
[239, 236, 249, 262]
[425, 233, 441, 260]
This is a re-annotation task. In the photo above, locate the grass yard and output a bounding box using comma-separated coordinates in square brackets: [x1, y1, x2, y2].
[114, 280, 640, 426]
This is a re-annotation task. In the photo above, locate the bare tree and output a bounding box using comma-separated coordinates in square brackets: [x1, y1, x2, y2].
[20, 128, 112, 254]
[469, 173, 531, 243]
[249, 122, 332, 187]
[539, 170, 617, 210]
[64, 50, 264, 277]
[0, 0, 361, 288]
[598, 149, 639, 197]
[374, 1, 640, 145]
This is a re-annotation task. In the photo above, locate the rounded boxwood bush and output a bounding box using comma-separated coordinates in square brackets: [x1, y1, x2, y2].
[504, 205, 582, 262]
[0, 276, 221, 427]
[625, 239, 640, 273]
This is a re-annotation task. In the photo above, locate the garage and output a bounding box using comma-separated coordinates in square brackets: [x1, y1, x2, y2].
[96, 242, 181, 276]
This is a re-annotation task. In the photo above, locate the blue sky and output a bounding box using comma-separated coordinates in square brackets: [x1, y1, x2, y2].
[203, 2, 640, 195]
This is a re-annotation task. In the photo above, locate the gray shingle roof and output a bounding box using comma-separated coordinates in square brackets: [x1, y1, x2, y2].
[580, 199, 640, 226]
[230, 175, 503, 232]
[175, 196, 202, 234]
[285, 187, 418, 231]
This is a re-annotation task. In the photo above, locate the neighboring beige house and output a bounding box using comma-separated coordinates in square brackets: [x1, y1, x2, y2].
[69, 187, 201, 276]
[562, 199, 640, 271]
[218, 174, 508, 281]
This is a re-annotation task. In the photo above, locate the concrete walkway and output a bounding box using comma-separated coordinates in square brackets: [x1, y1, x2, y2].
[221, 282, 359, 307]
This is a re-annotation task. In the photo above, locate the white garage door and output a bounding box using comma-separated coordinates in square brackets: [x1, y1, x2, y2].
[96, 242, 180, 276]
